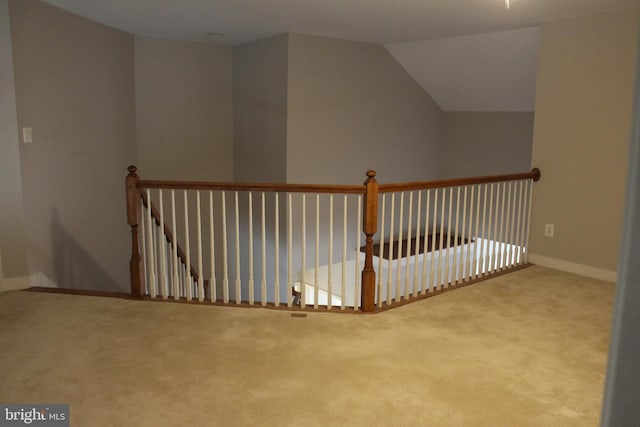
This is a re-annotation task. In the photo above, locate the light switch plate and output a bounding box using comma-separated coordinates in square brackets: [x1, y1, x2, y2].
[22, 127, 33, 143]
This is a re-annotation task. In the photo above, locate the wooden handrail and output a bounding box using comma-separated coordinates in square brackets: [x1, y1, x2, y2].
[378, 168, 541, 193]
[139, 190, 201, 284]
[137, 168, 540, 196]
[137, 179, 365, 195]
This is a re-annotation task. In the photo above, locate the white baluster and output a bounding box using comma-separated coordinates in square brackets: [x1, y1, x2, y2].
[493, 184, 501, 272]
[444, 188, 453, 287]
[261, 192, 267, 306]
[314, 194, 320, 309]
[453, 186, 461, 284]
[140, 203, 148, 295]
[514, 181, 524, 265]
[301, 194, 306, 308]
[327, 194, 333, 309]
[275, 193, 280, 306]
[484, 184, 493, 276]
[377, 194, 386, 308]
[505, 182, 514, 269]
[438, 189, 447, 289]
[287, 193, 292, 308]
[355, 194, 362, 311]
[487, 184, 495, 274]
[524, 180, 534, 264]
[196, 191, 204, 301]
[181, 262, 186, 297]
[473, 185, 481, 279]
[492, 185, 499, 272]
[387, 193, 395, 303]
[396, 192, 404, 301]
[156, 221, 162, 296]
[248, 192, 254, 306]
[405, 192, 413, 297]
[467, 186, 475, 281]
[183, 191, 191, 301]
[497, 182, 506, 272]
[519, 181, 530, 265]
[412, 191, 422, 297]
[145, 189, 157, 298]
[430, 189, 438, 292]
[460, 186, 468, 283]
[150, 209, 156, 296]
[180, 261, 185, 298]
[209, 191, 216, 303]
[510, 181, 518, 267]
[158, 190, 168, 299]
[234, 191, 241, 304]
[171, 190, 179, 299]
[341, 195, 347, 310]
[422, 190, 431, 293]
[221, 191, 229, 304]
[166, 238, 172, 298]
[499, 183, 507, 271]
[176, 259, 181, 297]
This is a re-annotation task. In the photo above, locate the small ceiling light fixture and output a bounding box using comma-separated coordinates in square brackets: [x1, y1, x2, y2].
[505, 0, 511, 9]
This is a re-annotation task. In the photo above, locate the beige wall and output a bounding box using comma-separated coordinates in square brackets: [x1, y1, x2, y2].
[0, 0, 29, 284]
[10, 0, 136, 291]
[529, 11, 640, 274]
[442, 112, 534, 179]
[286, 33, 444, 185]
[233, 34, 288, 183]
[135, 36, 234, 181]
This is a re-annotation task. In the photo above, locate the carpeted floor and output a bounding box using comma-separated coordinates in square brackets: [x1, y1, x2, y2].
[0, 266, 614, 426]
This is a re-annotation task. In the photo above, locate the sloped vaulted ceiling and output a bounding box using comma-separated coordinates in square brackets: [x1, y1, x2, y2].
[386, 27, 540, 112]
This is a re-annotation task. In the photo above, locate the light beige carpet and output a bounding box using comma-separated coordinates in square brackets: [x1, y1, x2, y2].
[0, 266, 614, 426]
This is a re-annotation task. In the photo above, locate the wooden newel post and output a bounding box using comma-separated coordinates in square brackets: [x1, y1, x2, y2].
[361, 170, 378, 312]
[126, 165, 144, 298]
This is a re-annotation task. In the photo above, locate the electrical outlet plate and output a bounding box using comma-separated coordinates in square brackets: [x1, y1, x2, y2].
[544, 223, 555, 237]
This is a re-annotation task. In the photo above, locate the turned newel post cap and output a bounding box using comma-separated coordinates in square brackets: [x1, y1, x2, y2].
[364, 170, 377, 185]
[127, 165, 137, 176]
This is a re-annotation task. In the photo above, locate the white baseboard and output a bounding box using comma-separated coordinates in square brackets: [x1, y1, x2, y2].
[0, 272, 59, 292]
[528, 253, 617, 282]
[29, 272, 59, 288]
[0, 275, 31, 291]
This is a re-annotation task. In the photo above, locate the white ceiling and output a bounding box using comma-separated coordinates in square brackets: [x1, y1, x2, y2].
[41, 0, 639, 46]
[41, 0, 639, 111]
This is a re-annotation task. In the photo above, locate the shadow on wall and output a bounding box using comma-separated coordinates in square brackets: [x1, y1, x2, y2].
[51, 209, 121, 292]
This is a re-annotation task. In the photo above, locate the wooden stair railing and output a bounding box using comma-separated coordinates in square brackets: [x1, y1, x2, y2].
[139, 190, 206, 295]
[127, 166, 205, 299]
[128, 167, 298, 303]
[127, 165, 541, 312]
